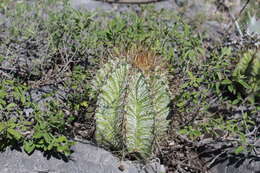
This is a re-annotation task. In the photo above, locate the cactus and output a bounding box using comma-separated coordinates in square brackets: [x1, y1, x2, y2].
[246, 14, 260, 36]
[232, 50, 260, 103]
[92, 48, 170, 158]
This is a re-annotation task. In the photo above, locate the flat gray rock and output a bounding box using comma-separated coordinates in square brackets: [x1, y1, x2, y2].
[70, 0, 176, 11]
[210, 158, 260, 173]
[70, 0, 113, 11]
[0, 142, 163, 173]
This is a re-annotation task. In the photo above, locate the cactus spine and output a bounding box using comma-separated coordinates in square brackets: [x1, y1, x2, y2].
[92, 49, 170, 158]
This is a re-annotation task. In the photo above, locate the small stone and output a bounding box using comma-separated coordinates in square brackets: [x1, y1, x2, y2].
[118, 164, 125, 171]
[175, 0, 188, 7]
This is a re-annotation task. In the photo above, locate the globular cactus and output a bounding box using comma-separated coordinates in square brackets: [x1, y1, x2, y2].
[92, 48, 170, 158]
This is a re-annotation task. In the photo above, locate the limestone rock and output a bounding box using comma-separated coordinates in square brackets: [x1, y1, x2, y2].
[0, 141, 164, 173]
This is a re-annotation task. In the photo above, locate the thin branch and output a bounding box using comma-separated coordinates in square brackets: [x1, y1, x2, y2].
[236, 0, 250, 21]
[206, 150, 226, 169]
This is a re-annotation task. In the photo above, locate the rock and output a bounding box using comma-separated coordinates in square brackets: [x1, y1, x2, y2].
[201, 21, 224, 43]
[223, 0, 241, 17]
[210, 157, 260, 173]
[70, 0, 176, 12]
[70, 0, 113, 11]
[201, 142, 260, 173]
[28, 86, 66, 106]
[0, 141, 162, 173]
[184, 0, 217, 19]
[0, 13, 5, 26]
[154, 0, 177, 11]
[174, 0, 188, 7]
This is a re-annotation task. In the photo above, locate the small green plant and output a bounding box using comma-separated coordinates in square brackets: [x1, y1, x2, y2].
[23, 112, 74, 155]
[92, 48, 170, 158]
[219, 50, 260, 104]
[172, 41, 259, 156]
[0, 79, 74, 155]
[0, 118, 23, 150]
[46, 5, 93, 55]
[180, 112, 255, 155]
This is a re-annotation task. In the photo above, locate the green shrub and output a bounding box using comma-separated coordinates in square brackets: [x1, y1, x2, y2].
[213, 49, 260, 104]
[0, 79, 74, 155]
[176, 46, 259, 155]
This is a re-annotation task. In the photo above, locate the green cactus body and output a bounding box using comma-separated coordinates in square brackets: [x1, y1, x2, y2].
[93, 58, 170, 158]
